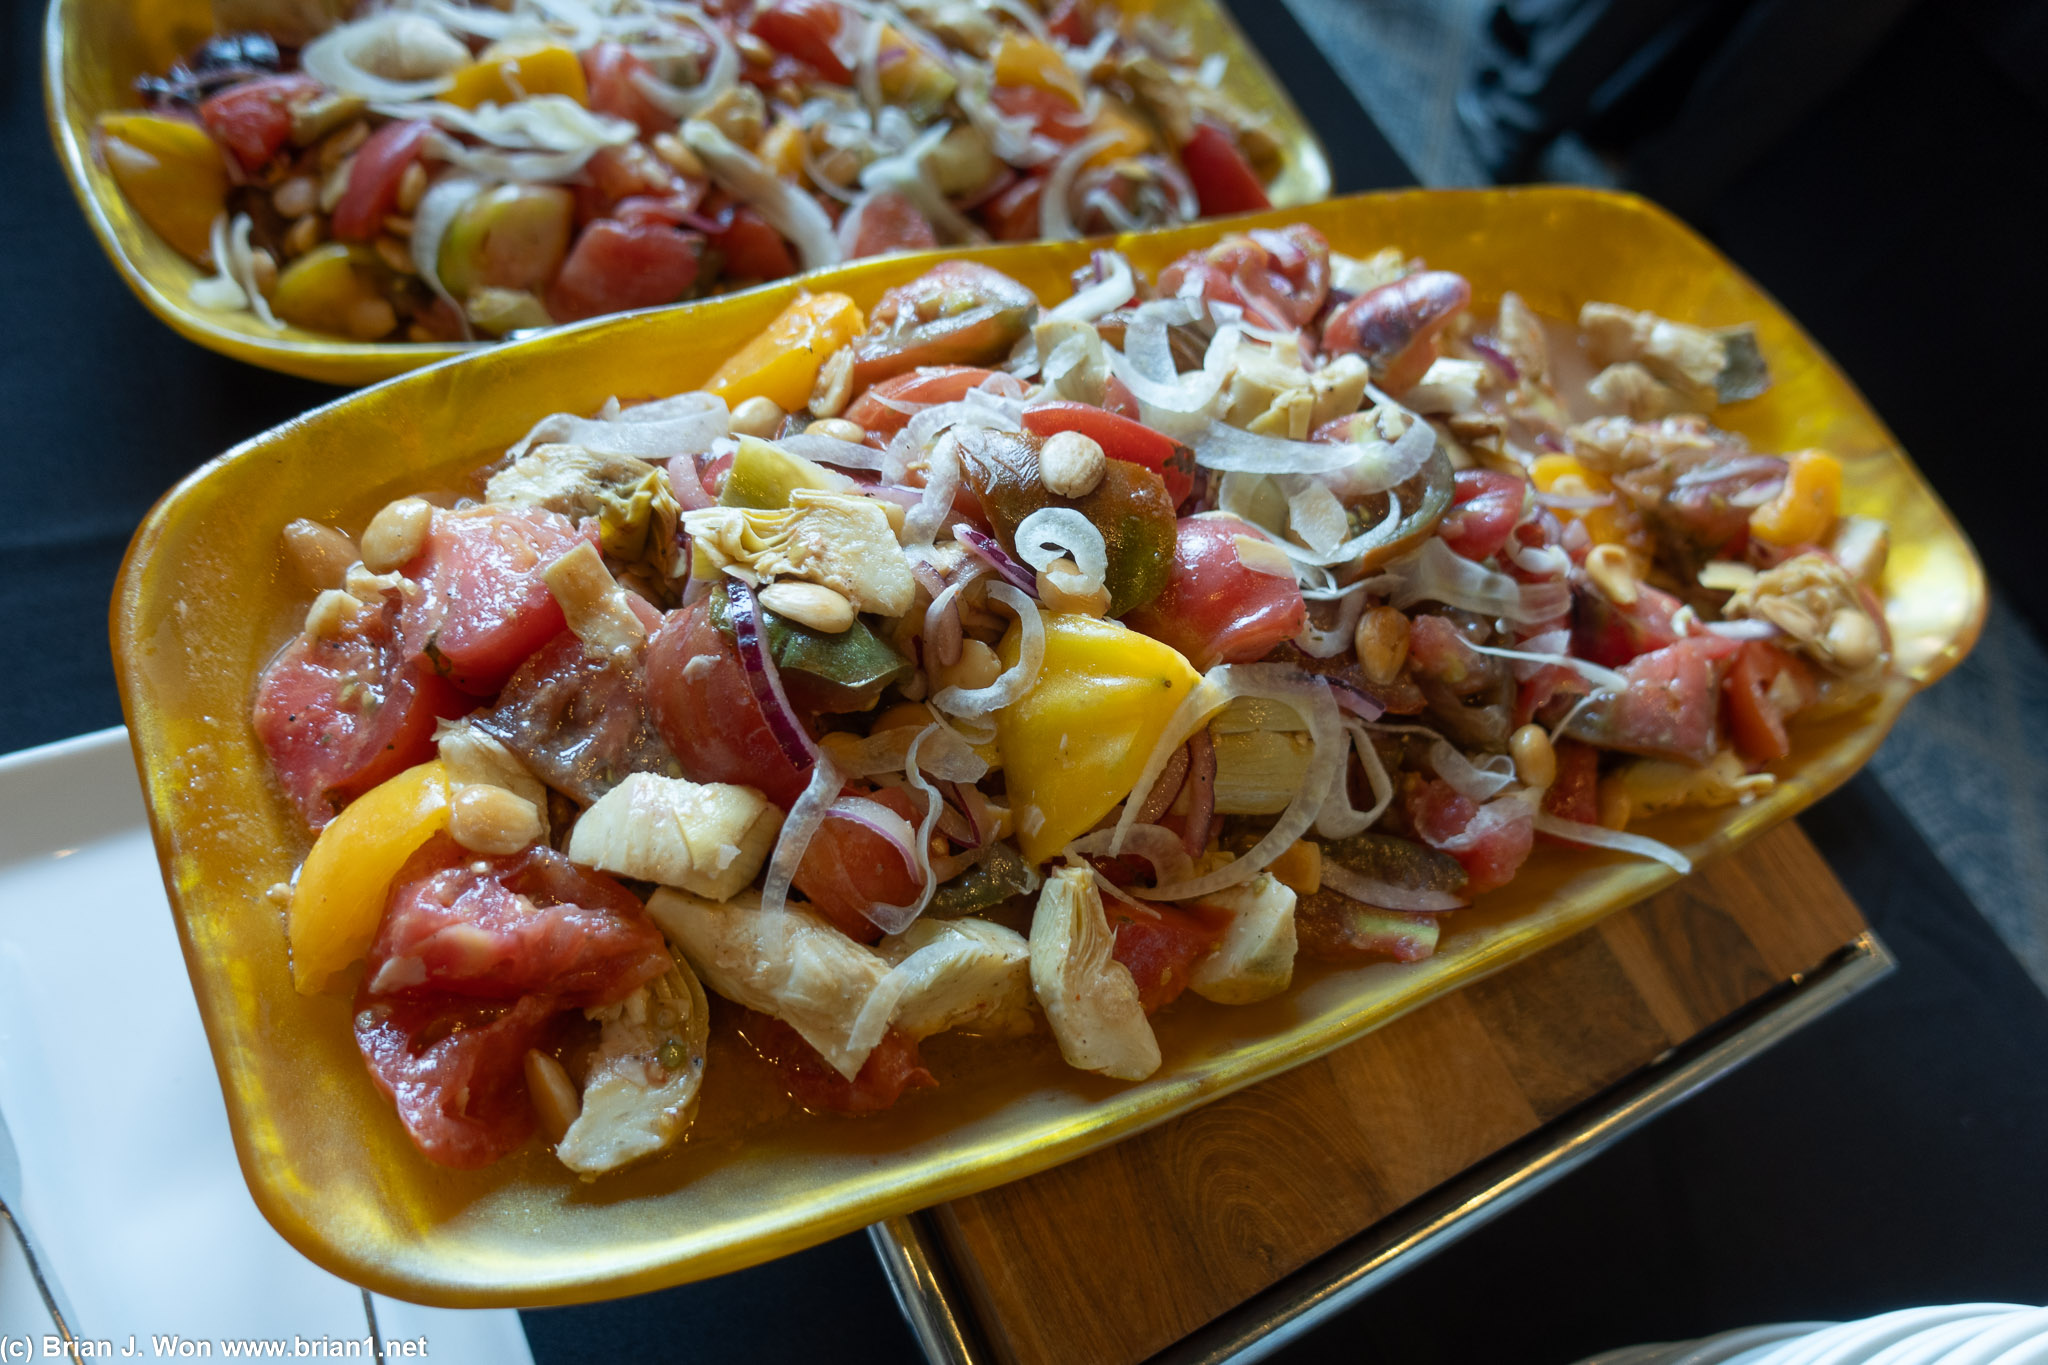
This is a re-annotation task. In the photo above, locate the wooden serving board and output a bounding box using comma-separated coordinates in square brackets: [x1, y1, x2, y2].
[907, 823, 1871, 1365]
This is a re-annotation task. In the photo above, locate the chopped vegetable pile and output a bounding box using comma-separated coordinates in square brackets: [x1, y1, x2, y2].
[98, 0, 1283, 344]
[256, 222, 1892, 1173]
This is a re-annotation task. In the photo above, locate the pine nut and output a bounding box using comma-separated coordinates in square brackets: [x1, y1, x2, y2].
[450, 784, 544, 855]
[374, 234, 414, 273]
[395, 160, 428, 214]
[524, 1049, 582, 1144]
[1824, 607, 1880, 670]
[735, 30, 775, 64]
[1036, 557, 1109, 616]
[319, 158, 353, 212]
[272, 175, 318, 220]
[728, 395, 784, 438]
[303, 588, 365, 639]
[282, 518, 358, 591]
[344, 295, 397, 341]
[1038, 430, 1107, 498]
[809, 346, 855, 418]
[934, 638, 1003, 694]
[1353, 605, 1410, 685]
[1510, 724, 1557, 789]
[317, 120, 368, 171]
[1585, 543, 1639, 605]
[382, 214, 414, 238]
[805, 416, 867, 444]
[758, 580, 856, 633]
[283, 213, 324, 258]
[359, 496, 433, 572]
[650, 131, 706, 178]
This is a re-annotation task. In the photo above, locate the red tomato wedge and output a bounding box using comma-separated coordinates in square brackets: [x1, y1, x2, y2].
[1723, 639, 1814, 764]
[989, 84, 1092, 144]
[978, 173, 1045, 242]
[1569, 634, 1741, 765]
[331, 119, 431, 242]
[546, 219, 704, 322]
[197, 74, 319, 172]
[708, 204, 798, 281]
[401, 507, 586, 696]
[582, 42, 677, 137]
[1121, 516, 1306, 671]
[366, 834, 669, 1005]
[1439, 469, 1525, 562]
[749, 0, 855, 85]
[252, 601, 469, 830]
[792, 786, 924, 944]
[1021, 401, 1197, 507]
[1108, 901, 1225, 1014]
[1573, 582, 1689, 669]
[738, 1009, 936, 1114]
[844, 366, 1003, 441]
[1178, 121, 1270, 217]
[646, 598, 814, 808]
[1409, 779, 1535, 895]
[844, 189, 938, 258]
[354, 991, 558, 1169]
[1541, 738, 1600, 829]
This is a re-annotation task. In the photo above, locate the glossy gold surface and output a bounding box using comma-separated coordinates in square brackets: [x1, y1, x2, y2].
[45, 0, 1331, 386]
[112, 189, 1984, 1306]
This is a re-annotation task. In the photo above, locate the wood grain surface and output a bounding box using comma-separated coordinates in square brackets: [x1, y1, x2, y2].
[930, 823, 1868, 1365]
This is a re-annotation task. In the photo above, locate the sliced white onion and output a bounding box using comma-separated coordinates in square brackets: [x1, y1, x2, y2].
[506, 391, 729, 461]
[953, 62, 1045, 164]
[1013, 507, 1107, 586]
[1532, 812, 1692, 874]
[1457, 638, 1625, 692]
[1508, 540, 1573, 577]
[1429, 739, 1517, 802]
[224, 213, 280, 329]
[759, 750, 840, 916]
[830, 795, 919, 865]
[1048, 251, 1135, 324]
[1317, 863, 1467, 912]
[424, 131, 605, 183]
[1704, 619, 1781, 640]
[301, 14, 464, 103]
[902, 429, 963, 547]
[409, 172, 485, 338]
[1039, 130, 1122, 241]
[1067, 824, 1194, 888]
[190, 213, 249, 313]
[1113, 666, 1346, 901]
[862, 725, 948, 934]
[1314, 719, 1394, 839]
[931, 583, 1044, 719]
[829, 720, 989, 783]
[683, 121, 842, 271]
[629, 13, 736, 120]
[1294, 589, 1367, 659]
[1361, 538, 1572, 625]
[776, 431, 888, 472]
[859, 121, 987, 245]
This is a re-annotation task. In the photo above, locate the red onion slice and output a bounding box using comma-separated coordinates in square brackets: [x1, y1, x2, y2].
[862, 725, 949, 935]
[1132, 742, 1192, 826]
[725, 575, 819, 771]
[1180, 728, 1216, 859]
[1318, 863, 1468, 912]
[956, 525, 1041, 598]
[666, 453, 714, 511]
[1068, 824, 1195, 890]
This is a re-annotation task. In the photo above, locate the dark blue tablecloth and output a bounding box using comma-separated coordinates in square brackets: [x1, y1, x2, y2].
[9, 2, 2045, 1360]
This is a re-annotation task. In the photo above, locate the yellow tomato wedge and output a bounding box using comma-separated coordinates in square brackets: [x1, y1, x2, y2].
[288, 760, 451, 994]
[996, 614, 1199, 864]
[97, 113, 227, 264]
[705, 292, 867, 411]
[1530, 453, 1637, 548]
[445, 44, 589, 109]
[992, 34, 1083, 106]
[1750, 449, 1841, 547]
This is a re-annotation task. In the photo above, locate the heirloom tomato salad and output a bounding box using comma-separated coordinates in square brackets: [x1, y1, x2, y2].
[257, 224, 1893, 1173]
[94, 0, 1282, 343]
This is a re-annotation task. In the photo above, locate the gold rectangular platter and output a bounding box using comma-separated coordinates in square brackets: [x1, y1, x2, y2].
[112, 188, 1984, 1307]
[44, 0, 1330, 387]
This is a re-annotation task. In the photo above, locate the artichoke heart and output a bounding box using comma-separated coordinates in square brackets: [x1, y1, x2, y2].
[880, 917, 1033, 1040]
[567, 772, 781, 901]
[684, 490, 914, 616]
[1188, 872, 1297, 1005]
[555, 950, 710, 1177]
[649, 889, 895, 1081]
[1028, 867, 1159, 1081]
[486, 442, 681, 575]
